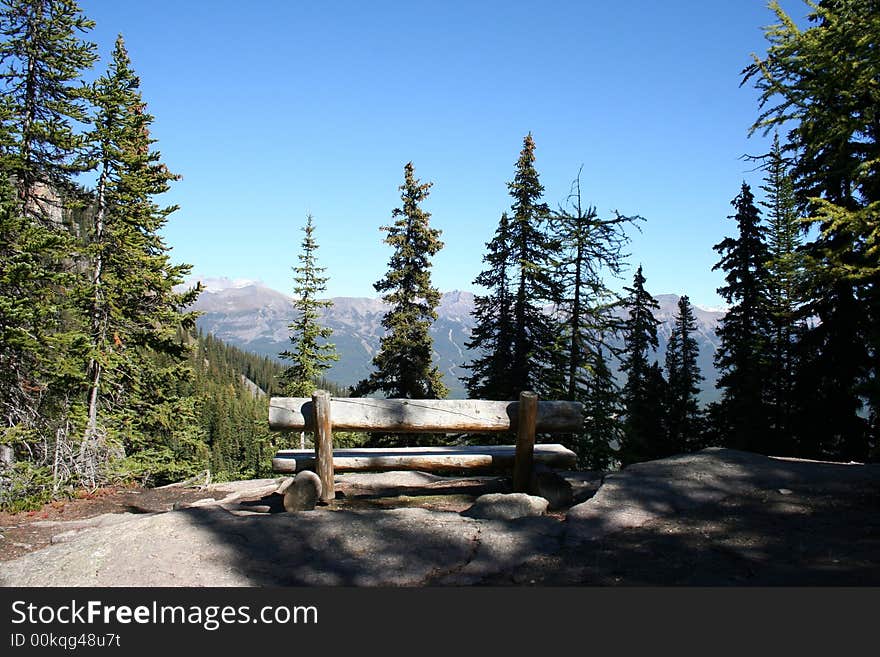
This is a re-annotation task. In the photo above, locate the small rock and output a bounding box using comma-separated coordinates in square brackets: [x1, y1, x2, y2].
[276, 477, 296, 495]
[283, 471, 323, 512]
[778, 488, 793, 495]
[462, 493, 549, 520]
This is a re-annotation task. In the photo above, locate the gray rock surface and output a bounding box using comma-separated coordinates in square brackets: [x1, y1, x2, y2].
[0, 507, 558, 586]
[566, 447, 880, 543]
[558, 470, 605, 504]
[2, 448, 877, 587]
[462, 493, 548, 520]
[283, 471, 322, 512]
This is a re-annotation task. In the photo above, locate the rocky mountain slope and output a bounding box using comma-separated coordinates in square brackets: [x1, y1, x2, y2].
[189, 280, 724, 400]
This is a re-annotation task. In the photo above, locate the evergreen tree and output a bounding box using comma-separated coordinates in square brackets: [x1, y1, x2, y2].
[665, 295, 703, 453]
[87, 35, 199, 460]
[744, 0, 878, 459]
[551, 168, 638, 400]
[0, 0, 96, 214]
[355, 162, 447, 400]
[579, 347, 623, 470]
[0, 0, 96, 490]
[279, 214, 338, 397]
[712, 183, 773, 453]
[506, 132, 562, 396]
[618, 265, 666, 464]
[463, 212, 515, 400]
[760, 134, 804, 455]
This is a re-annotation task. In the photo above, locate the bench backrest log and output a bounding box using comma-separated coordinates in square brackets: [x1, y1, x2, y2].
[268, 391, 583, 501]
[269, 396, 583, 434]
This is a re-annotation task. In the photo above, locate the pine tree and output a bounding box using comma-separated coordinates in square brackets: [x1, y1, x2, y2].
[744, 0, 877, 459]
[0, 0, 96, 214]
[463, 212, 515, 400]
[0, 0, 96, 487]
[579, 347, 623, 470]
[279, 214, 338, 397]
[760, 134, 803, 455]
[356, 162, 447, 400]
[88, 35, 199, 459]
[507, 132, 561, 397]
[618, 265, 665, 464]
[712, 183, 773, 453]
[665, 295, 703, 453]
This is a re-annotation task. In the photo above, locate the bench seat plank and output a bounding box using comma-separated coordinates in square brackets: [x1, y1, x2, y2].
[272, 444, 576, 474]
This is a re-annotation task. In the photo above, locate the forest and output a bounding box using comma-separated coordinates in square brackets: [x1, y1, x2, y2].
[1, 0, 878, 511]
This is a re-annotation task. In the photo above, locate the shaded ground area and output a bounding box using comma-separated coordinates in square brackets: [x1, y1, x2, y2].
[1, 449, 878, 586]
[483, 482, 880, 586]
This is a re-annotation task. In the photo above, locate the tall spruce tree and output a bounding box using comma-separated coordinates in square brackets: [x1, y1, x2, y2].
[88, 35, 199, 460]
[280, 214, 338, 397]
[0, 0, 96, 484]
[506, 132, 561, 396]
[356, 162, 447, 400]
[618, 265, 666, 464]
[760, 134, 803, 455]
[463, 212, 515, 400]
[744, 0, 877, 459]
[665, 295, 703, 453]
[712, 183, 774, 453]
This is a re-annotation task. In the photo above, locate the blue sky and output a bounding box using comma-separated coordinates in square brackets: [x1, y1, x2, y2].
[80, 0, 810, 309]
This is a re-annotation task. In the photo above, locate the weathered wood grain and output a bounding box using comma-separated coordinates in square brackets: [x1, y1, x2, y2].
[312, 390, 335, 501]
[268, 397, 583, 433]
[513, 391, 538, 492]
[271, 444, 577, 474]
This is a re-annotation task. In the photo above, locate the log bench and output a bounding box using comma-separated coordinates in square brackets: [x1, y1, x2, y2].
[268, 391, 583, 502]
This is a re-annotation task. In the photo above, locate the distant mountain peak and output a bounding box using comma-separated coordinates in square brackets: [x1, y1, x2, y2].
[189, 281, 724, 402]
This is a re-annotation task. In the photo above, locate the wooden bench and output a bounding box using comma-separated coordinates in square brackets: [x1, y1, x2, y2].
[268, 391, 583, 501]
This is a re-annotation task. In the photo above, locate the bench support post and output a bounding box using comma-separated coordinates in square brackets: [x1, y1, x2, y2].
[312, 389, 335, 501]
[512, 391, 538, 493]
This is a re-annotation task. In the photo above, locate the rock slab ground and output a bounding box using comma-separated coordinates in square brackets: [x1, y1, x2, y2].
[1, 448, 878, 586]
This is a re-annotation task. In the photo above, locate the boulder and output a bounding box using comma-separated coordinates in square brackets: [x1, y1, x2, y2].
[284, 471, 323, 512]
[462, 493, 548, 520]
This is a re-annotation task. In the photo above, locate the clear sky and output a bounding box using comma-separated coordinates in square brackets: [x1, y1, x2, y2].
[79, 0, 810, 309]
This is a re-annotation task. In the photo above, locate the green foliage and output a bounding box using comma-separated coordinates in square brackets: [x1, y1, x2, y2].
[190, 332, 285, 480]
[760, 135, 804, 454]
[0, 460, 54, 512]
[712, 183, 774, 453]
[578, 348, 623, 470]
[665, 295, 704, 453]
[464, 133, 563, 403]
[550, 169, 640, 401]
[0, 0, 97, 204]
[507, 133, 562, 396]
[356, 161, 447, 401]
[279, 214, 338, 396]
[745, 0, 878, 460]
[618, 265, 666, 465]
[463, 212, 515, 401]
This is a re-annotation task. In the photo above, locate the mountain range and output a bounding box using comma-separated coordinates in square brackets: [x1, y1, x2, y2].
[189, 279, 725, 401]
